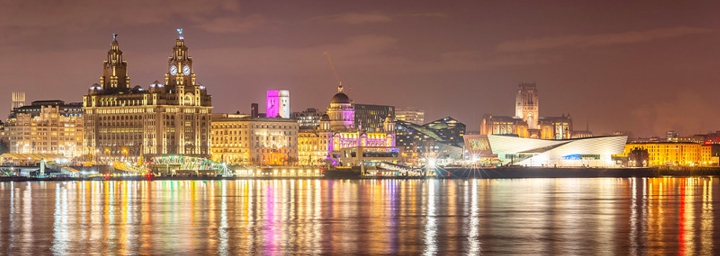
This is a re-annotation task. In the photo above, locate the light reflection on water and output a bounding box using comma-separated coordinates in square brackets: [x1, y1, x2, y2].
[0, 178, 717, 254]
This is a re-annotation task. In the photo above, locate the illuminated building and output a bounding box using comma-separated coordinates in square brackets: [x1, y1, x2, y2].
[353, 103, 394, 132]
[297, 114, 332, 166]
[481, 83, 592, 139]
[5, 100, 84, 158]
[327, 85, 354, 131]
[515, 83, 539, 129]
[395, 117, 466, 166]
[463, 134, 495, 161]
[266, 90, 290, 118]
[83, 31, 212, 163]
[11, 92, 25, 111]
[619, 142, 719, 166]
[395, 108, 425, 125]
[297, 85, 397, 166]
[487, 135, 627, 167]
[291, 108, 325, 130]
[480, 115, 529, 138]
[211, 114, 298, 166]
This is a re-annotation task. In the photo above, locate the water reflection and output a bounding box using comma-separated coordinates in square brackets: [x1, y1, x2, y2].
[0, 178, 718, 254]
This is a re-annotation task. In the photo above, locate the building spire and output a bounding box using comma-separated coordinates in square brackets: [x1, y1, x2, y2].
[177, 28, 184, 40]
[112, 33, 117, 42]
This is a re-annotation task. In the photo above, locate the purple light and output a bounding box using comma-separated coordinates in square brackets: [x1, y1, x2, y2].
[266, 90, 279, 118]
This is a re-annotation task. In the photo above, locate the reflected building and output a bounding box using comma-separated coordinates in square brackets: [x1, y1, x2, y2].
[83, 32, 212, 163]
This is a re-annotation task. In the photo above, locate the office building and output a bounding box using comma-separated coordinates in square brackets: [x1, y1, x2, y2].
[5, 100, 84, 158]
[83, 31, 212, 163]
[395, 108, 425, 125]
[211, 114, 298, 166]
[292, 108, 325, 130]
[353, 103, 394, 132]
[395, 117, 466, 166]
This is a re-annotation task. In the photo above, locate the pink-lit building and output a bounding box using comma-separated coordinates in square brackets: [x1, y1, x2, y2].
[266, 90, 289, 118]
[297, 85, 397, 166]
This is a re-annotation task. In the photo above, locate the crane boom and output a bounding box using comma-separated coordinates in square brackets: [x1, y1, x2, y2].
[324, 51, 342, 86]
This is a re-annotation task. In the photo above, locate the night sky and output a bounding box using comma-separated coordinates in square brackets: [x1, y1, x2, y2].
[1, 1, 719, 137]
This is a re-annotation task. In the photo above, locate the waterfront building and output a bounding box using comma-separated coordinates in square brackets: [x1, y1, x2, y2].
[395, 108, 425, 125]
[297, 114, 332, 166]
[266, 90, 290, 118]
[292, 108, 325, 130]
[619, 142, 719, 166]
[395, 118, 466, 166]
[211, 114, 298, 166]
[486, 135, 627, 167]
[83, 31, 212, 163]
[5, 100, 84, 158]
[297, 85, 397, 166]
[353, 103, 394, 132]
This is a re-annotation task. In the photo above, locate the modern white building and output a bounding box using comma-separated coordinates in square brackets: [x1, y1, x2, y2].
[487, 135, 627, 167]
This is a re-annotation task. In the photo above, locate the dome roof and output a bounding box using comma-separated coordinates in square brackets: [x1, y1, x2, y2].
[331, 92, 350, 104]
[321, 114, 330, 121]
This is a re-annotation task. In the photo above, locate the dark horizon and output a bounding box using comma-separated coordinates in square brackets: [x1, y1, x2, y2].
[1, 0, 719, 137]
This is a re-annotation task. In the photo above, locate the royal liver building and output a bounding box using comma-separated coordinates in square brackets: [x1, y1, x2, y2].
[83, 30, 212, 163]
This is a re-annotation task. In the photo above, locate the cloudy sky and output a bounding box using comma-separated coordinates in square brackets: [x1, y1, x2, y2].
[1, 0, 719, 137]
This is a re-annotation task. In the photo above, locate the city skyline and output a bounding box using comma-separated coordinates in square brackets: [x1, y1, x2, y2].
[1, 1, 719, 137]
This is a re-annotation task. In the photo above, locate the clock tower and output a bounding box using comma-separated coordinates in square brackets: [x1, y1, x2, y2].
[165, 28, 196, 91]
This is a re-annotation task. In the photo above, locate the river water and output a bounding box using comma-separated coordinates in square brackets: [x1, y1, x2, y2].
[0, 178, 717, 255]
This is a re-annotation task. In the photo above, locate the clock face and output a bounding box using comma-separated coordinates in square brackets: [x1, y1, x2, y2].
[183, 65, 190, 75]
[170, 66, 177, 75]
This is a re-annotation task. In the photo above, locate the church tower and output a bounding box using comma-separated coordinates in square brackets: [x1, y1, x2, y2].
[515, 83, 539, 129]
[100, 34, 130, 93]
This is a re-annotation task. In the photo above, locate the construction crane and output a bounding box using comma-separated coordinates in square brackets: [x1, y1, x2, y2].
[324, 51, 342, 87]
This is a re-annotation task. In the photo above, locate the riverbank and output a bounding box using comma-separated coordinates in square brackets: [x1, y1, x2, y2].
[3, 166, 720, 182]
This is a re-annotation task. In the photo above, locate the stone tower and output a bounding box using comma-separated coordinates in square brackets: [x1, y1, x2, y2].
[515, 83, 539, 129]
